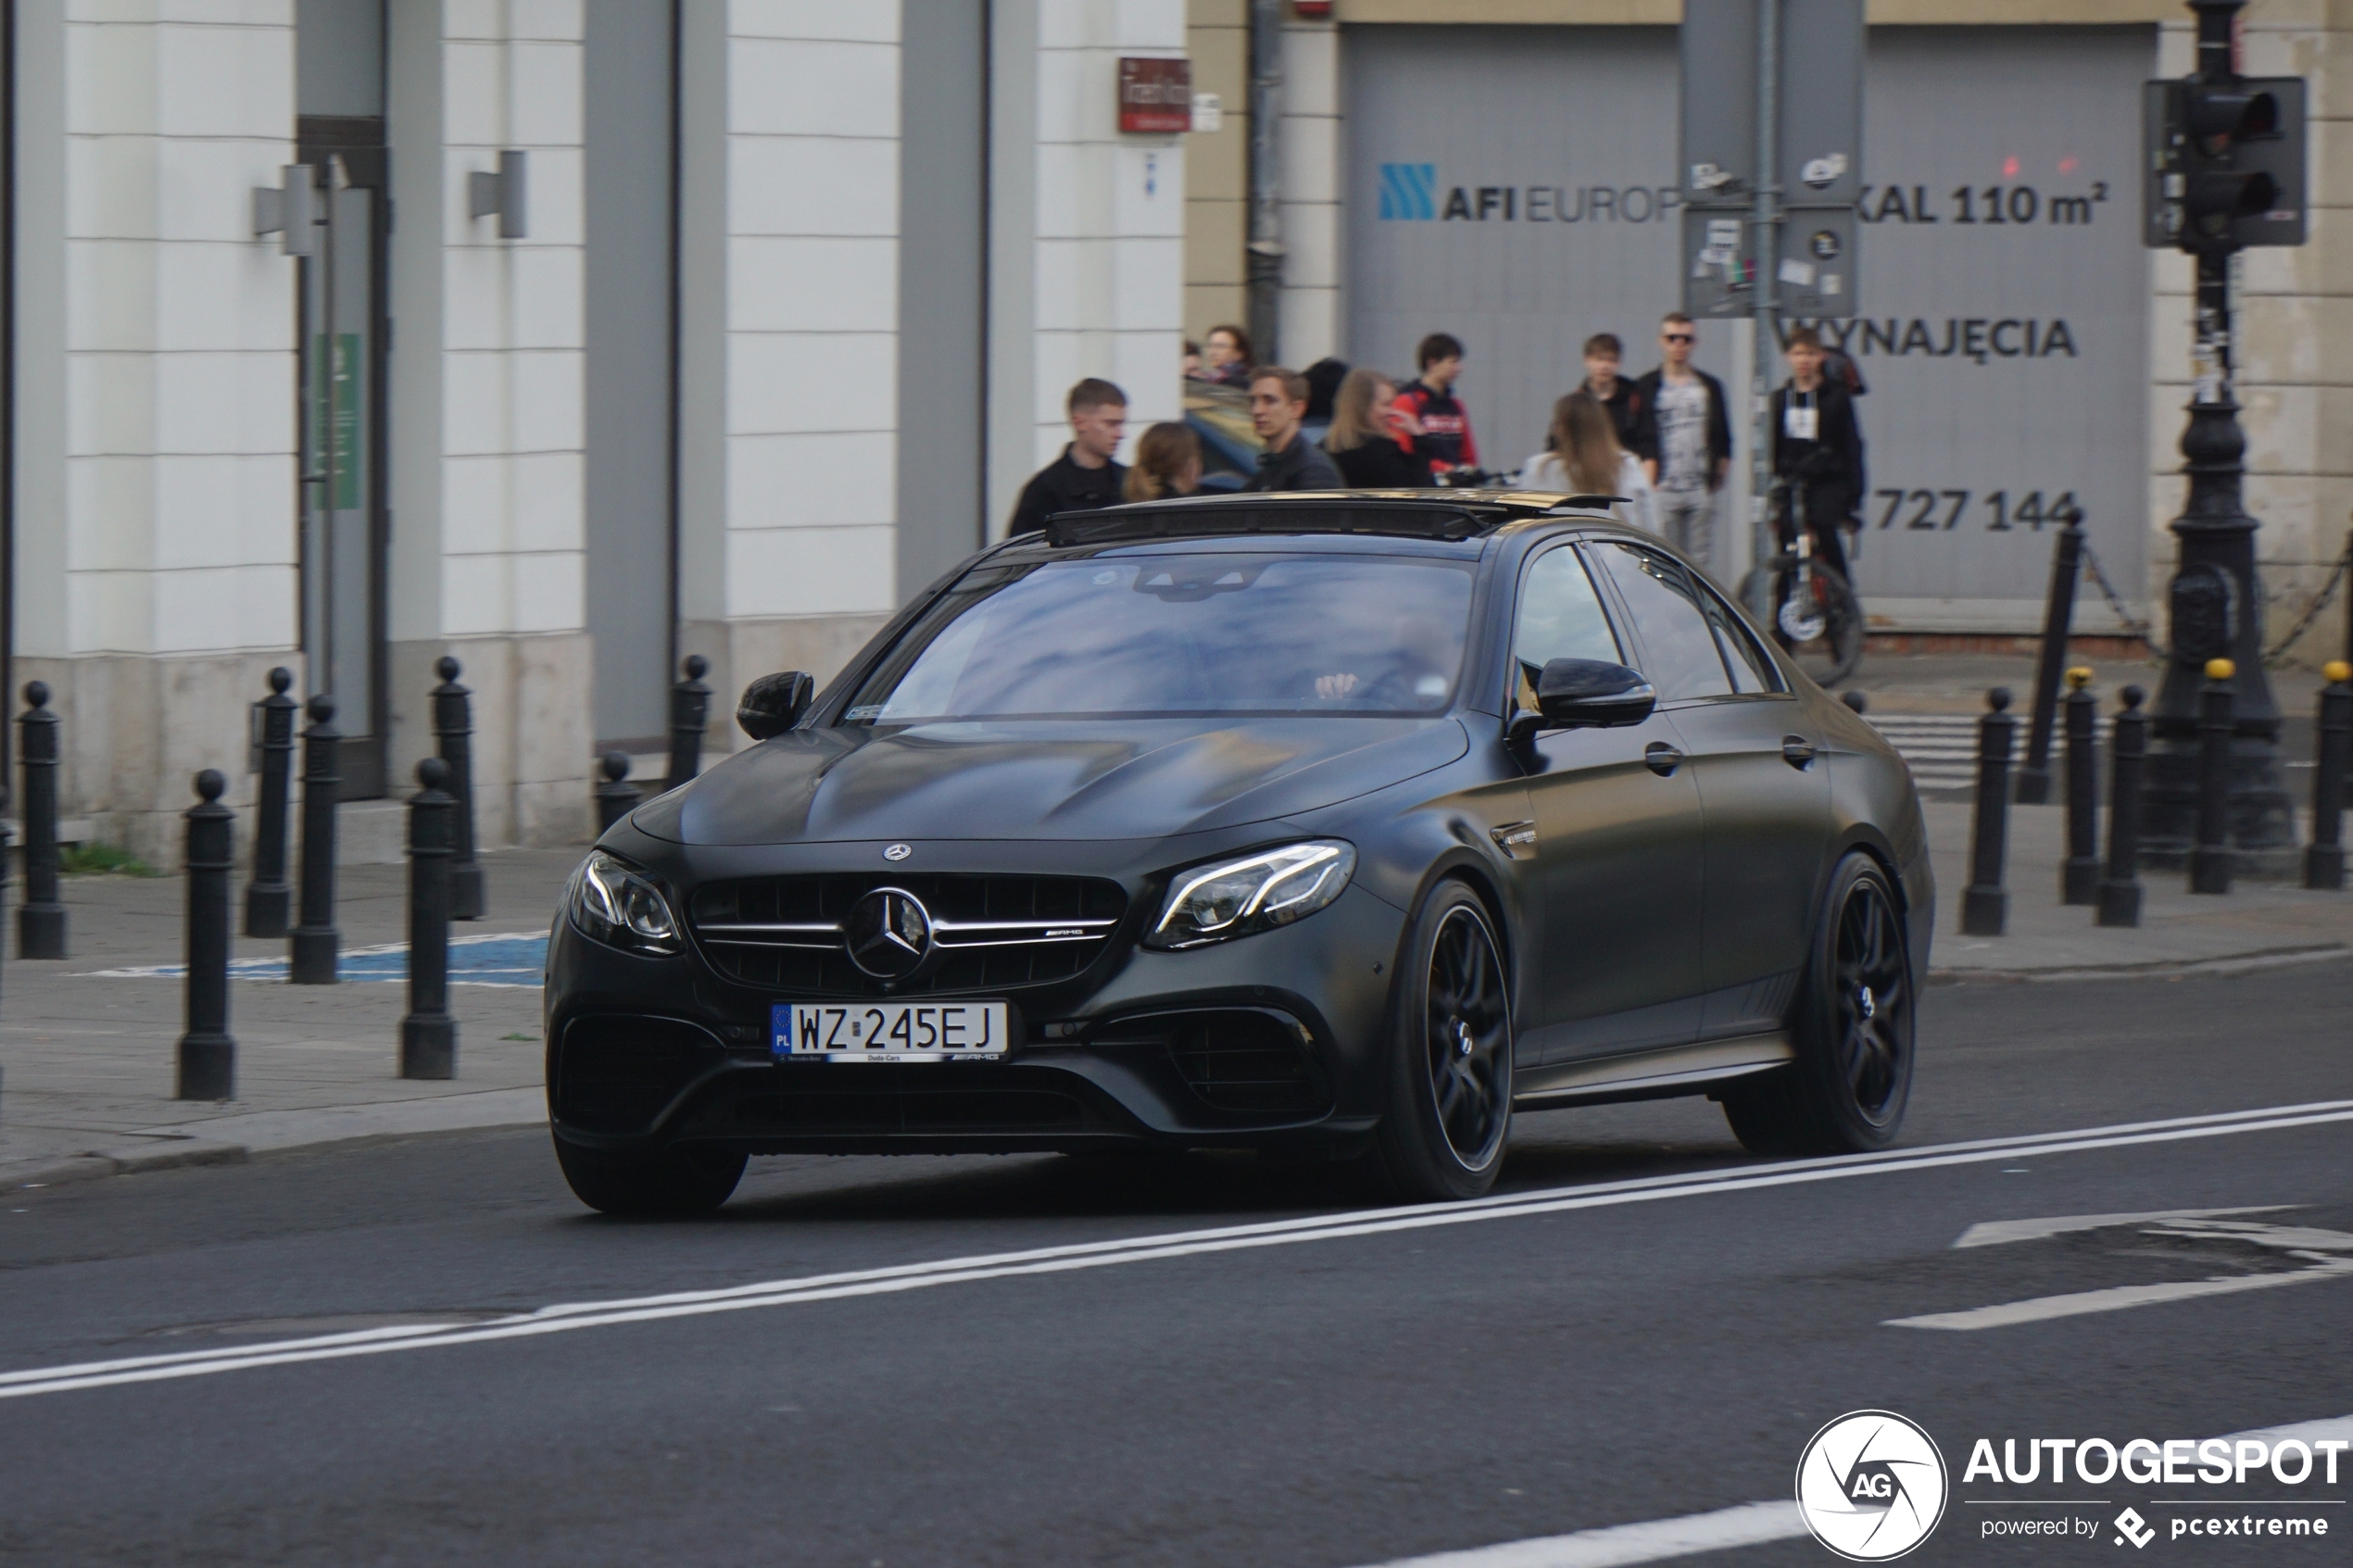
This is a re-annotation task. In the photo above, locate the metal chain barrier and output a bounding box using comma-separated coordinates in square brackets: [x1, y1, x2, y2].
[2080, 527, 2353, 668]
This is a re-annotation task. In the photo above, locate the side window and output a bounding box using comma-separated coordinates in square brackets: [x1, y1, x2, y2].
[1695, 580, 1786, 695]
[1592, 543, 1734, 701]
[1512, 546, 1624, 701]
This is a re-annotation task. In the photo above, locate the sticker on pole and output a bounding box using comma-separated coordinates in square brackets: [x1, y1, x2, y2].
[1794, 1410, 1949, 1561]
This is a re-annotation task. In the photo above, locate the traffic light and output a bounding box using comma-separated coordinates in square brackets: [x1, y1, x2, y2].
[2144, 76, 2306, 252]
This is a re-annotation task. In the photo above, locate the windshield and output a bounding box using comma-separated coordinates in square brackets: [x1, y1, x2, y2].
[842, 552, 1476, 722]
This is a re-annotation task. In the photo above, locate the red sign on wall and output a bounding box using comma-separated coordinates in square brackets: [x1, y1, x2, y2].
[1118, 57, 1193, 134]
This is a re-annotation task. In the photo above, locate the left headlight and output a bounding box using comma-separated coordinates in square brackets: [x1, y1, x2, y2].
[567, 850, 684, 957]
[1143, 840, 1357, 950]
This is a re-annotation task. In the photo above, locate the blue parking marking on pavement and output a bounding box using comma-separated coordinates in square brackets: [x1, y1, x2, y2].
[80, 932, 548, 987]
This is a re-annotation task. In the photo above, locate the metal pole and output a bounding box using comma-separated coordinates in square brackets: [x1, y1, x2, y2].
[433, 656, 484, 921]
[1244, 0, 1285, 363]
[245, 666, 297, 937]
[666, 654, 711, 790]
[2015, 518, 2084, 805]
[1748, 0, 1783, 574]
[2098, 685, 2148, 927]
[400, 757, 457, 1081]
[2306, 659, 2349, 891]
[16, 681, 64, 959]
[2189, 657, 2236, 895]
[1961, 687, 2014, 936]
[2060, 666, 2100, 904]
[289, 694, 341, 984]
[596, 750, 639, 834]
[176, 770, 236, 1100]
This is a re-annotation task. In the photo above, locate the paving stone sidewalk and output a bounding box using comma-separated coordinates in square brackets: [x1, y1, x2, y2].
[1, 748, 2347, 1189]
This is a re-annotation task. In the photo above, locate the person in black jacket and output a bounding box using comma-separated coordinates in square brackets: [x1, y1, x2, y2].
[1244, 367, 1341, 492]
[1629, 313, 1734, 572]
[1321, 369, 1436, 488]
[1579, 333, 1643, 451]
[1007, 378, 1127, 536]
[1769, 326, 1864, 579]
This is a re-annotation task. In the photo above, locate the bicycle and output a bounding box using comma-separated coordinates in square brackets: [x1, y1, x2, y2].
[1741, 480, 1865, 688]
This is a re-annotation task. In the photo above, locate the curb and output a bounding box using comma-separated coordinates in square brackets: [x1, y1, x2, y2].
[1930, 944, 2353, 985]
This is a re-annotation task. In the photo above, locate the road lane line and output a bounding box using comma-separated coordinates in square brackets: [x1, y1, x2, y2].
[1887, 1259, 2353, 1331]
[1339, 1415, 2353, 1568]
[1350, 1500, 1806, 1567]
[1953, 1207, 2291, 1248]
[4, 1103, 2350, 1401]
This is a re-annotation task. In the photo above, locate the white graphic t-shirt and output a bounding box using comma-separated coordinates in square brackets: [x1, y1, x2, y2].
[1655, 378, 1711, 493]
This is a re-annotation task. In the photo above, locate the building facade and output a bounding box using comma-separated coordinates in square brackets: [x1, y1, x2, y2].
[1187, 0, 2353, 661]
[7, 0, 1189, 864]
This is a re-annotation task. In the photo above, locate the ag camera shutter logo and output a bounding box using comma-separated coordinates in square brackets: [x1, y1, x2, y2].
[1795, 1411, 1949, 1561]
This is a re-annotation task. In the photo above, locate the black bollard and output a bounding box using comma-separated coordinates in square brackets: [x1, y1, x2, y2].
[2190, 658, 2235, 897]
[400, 757, 458, 1081]
[1841, 691, 1869, 715]
[289, 694, 342, 984]
[666, 654, 711, 789]
[432, 657, 484, 921]
[2307, 659, 2350, 892]
[17, 682, 66, 959]
[2060, 666, 2100, 906]
[177, 770, 237, 1100]
[1961, 687, 2015, 937]
[2098, 686, 2148, 928]
[595, 750, 639, 834]
[245, 667, 298, 937]
[2014, 517, 2084, 806]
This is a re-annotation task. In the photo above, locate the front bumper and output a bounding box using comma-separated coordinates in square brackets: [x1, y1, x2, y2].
[544, 881, 1406, 1157]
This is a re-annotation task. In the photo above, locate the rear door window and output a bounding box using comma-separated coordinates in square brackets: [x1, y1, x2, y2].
[1592, 543, 1734, 701]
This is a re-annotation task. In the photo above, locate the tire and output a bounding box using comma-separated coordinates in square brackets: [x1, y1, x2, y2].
[1768, 562, 1865, 688]
[1368, 883, 1515, 1202]
[553, 1134, 747, 1217]
[1721, 853, 1914, 1158]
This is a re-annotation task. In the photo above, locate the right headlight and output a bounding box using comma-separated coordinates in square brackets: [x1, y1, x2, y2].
[1143, 840, 1357, 950]
[566, 850, 684, 957]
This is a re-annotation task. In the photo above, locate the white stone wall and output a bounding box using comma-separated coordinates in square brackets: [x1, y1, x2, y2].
[1277, 10, 1340, 368]
[1028, 0, 1189, 471]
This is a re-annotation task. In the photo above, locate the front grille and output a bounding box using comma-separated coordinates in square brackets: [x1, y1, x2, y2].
[689, 873, 1128, 996]
[555, 1016, 719, 1134]
[1093, 1009, 1332, 1116]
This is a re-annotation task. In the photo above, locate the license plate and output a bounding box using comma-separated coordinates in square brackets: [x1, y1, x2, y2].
[774, 1002, 1011, 1061]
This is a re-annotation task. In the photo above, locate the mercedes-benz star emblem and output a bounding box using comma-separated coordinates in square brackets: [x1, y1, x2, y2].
[844, 887, 934, 980]
[883, 843, 912, 862]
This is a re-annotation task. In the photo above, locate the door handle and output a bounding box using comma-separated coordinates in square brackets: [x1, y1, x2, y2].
[1781, 735, 1817, 769]
[1644, 742, 1683, 776]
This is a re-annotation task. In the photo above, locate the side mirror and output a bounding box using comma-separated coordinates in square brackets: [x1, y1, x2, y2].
[736, 671, 814, 739]
[1511, 659, 1655, 742]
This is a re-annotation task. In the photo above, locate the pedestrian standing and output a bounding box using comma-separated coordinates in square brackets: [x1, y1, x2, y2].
[1630, 313, 1734, 573]
[1391, 333, 1478, 480]
[1769, 326, 1865, 579]
[1202, 324, 1254, 387]
[1125, 421, 1202, 502]
[1243, 367, 1342, 492]
[1523, 393, 1654, 533]
[1323, 369, 1434, 488]
[1579, 333, 1643, 452]
[1007, 379, 1129, 536]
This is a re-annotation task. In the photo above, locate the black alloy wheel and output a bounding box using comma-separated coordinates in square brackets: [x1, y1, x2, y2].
[1721, 853, 1913, 1156]
[553, 1135, 748, 1218]
[1372, 883, 1514, 1201]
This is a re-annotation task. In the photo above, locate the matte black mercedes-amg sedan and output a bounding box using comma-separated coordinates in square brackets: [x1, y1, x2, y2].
[546, 493, 1931, 1213]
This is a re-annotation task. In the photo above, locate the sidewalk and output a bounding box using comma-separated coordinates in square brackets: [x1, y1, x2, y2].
[2, 743, 2347, 1189]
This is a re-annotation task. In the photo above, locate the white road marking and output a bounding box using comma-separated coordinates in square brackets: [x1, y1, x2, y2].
[3, 1100, 2349, 1401]
[1352, 1500, 1806, 1568]
[1954, 1207, 2289, 1248]
[1345, 1417, 2353, 1568]
[1887, 1258, 2353, 1331]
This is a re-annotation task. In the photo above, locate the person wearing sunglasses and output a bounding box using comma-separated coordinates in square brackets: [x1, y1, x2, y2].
[1629, 313, 1733, 573]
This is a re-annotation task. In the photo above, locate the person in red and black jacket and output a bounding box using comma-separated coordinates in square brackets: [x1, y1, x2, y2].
[1390, 332, 1478, 479]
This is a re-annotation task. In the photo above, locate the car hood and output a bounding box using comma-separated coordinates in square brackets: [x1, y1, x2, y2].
[632, 717, 1471, 846]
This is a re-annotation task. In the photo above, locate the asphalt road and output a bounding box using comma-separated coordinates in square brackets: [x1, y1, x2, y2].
[3, 966, 2350, 1567]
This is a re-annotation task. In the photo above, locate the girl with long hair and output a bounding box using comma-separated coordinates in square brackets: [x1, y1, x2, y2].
[1124, 420, 1202, 502]
[1524, 391, 1655, 532]
[1322, 369, 1431, 488]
